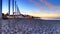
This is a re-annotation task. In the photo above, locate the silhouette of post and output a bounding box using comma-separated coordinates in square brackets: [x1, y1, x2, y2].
[0, 0, 2, 19]
[8, 0, 10, 25]
[15, 1, 16, 18]
[15, 1, 22, 16]
[8, 0, 10, 16]
[0, 0, 2, 33]
[15, 1, 16, 13]
[12, 0, 14, 17]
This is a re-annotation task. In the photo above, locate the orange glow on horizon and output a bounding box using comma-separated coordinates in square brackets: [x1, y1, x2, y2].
[29, 12, 60, 18]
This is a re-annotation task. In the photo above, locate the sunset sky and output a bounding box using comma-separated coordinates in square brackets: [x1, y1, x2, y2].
[2, 0, 60, 18]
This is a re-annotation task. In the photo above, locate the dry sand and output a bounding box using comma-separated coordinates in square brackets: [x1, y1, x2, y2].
[2, 18, 60, 34]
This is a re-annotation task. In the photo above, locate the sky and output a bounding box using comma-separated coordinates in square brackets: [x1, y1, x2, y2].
[2, 0, 60, 18]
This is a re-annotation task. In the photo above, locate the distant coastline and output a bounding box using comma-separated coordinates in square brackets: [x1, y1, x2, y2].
[40, 18, 60, 20]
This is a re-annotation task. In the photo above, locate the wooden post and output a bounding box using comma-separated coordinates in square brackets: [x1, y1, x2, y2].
[0, 0, 2, 19]
[14, 1, 17, 18]
[8, 0, 10, 28]
[12, 0, 14, 17]
[0, 0, 2, 34]
[8, 0, 10, 17]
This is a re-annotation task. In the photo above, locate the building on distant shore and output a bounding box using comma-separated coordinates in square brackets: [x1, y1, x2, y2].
[7, 14, 33, 19]
[2, 12, 40, 19]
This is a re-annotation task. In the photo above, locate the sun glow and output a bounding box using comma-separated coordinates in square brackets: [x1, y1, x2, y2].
[29, 12, 60, 18]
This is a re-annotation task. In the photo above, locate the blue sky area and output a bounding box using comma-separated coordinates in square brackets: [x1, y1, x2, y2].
[2, 0, 60, 18]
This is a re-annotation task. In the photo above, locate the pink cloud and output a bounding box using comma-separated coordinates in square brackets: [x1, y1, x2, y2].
[29, 0, 60, 9]
[33, 2, 44, 8]
[29, 0, 44, 8]
[55, 10, 60, 13]
[29, 0, 34, 2]
[40, 0, 60, 9]
[45, 2, 55, 9]
[40, 0, 46, 2]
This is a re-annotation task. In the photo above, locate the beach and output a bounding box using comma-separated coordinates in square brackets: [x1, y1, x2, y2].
[2, 18, 60, 34]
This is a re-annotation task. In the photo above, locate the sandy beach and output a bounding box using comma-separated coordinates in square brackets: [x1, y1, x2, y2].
[2, 18, 60, 34]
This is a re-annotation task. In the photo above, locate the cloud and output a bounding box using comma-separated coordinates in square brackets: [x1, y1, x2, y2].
[30, 12, 60, 18]
[40, 0, 60, 9]
[29, 0, 60, 9]
[29, 0, 44, 8]
[29, 0, 34, 2]
[55, 10, 60, 13]
[29, 0, 60, 18]
[40, 0, 45, 2]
